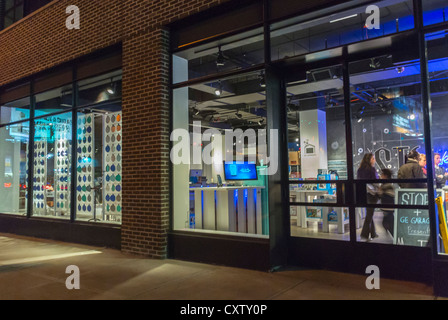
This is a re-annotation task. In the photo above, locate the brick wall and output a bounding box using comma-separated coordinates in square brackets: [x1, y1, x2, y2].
[0, 0, 228, 258]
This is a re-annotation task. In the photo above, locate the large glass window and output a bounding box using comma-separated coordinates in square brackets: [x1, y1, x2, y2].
[75, 105, 122, 224]
[2, 0, 23, 29]
[35, 86, 73, 117]
[172, 28, 264, 84]
[0, 97, 30, 125]
[427, 29, 448, 255]
[32, 112, 72, 219]
[0, 121, 29, 215]
[349, 55, 428, 246]
[270, 0, 414, 61]
[423, 0, 448, 26]
[75, 72, 122, 224]
[172, 71, 269, 237]
[287, 65, 349, 241]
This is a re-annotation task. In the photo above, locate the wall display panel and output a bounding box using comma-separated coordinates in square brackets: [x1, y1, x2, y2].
[0, 122, 29, 215]
[76, 113, 95, 220]
[32, 113, 72, 218]
[103, 112, 122, 221]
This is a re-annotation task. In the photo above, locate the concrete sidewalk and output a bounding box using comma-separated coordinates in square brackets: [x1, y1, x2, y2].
[0, 232, 441, 300]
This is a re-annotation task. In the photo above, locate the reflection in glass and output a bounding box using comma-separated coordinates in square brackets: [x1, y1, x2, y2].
[32, 113, 72, 219]
[423, 0, 448, 26]
[35, 86, 73, 117]
[77, 70, 122, 107]
[350, 55, 424, 181]
[0, 122, 29, 215]
[173, 28, 264, 83]
[1, 97, 30, 125]
[271, 0, 414, 61]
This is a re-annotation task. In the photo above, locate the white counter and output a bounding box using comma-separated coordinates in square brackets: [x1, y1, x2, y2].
[191, 186, 265, 234]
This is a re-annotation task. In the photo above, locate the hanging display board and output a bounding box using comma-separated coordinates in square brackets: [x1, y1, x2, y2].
[76, 114, 95, 216]
[55, 122, 71, 216]
[394, 188, 443, 247]
[33, 141, 47, 214]
[102, 112, 122, 221]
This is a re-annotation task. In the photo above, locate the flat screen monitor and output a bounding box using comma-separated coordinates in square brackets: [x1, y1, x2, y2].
[223, 162, 258, 181]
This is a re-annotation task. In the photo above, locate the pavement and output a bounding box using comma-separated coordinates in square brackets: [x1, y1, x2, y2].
[0, 232, 443, 301]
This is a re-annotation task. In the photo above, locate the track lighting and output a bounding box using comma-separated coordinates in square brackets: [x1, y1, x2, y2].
[396, 66, 405, 74]
[107, 78, 115, 95]
[235, 112, 243, 119]
[258, 118, 265, 126]
[259, 72, 266, 88]
[216, 47, 225, 67]
[369, 58, 381, 69]
[215, 81, 222, 96]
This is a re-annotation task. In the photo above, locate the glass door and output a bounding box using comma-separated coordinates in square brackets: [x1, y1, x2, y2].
[287, 64, 351, 242]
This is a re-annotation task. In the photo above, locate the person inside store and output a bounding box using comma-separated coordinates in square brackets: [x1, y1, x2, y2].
[378, 168, 395, 238]
[397, 149, 426, 188]
[434, 153, 448, 189]
[357, 153, 380, 241]
[419, 153, 427, 178]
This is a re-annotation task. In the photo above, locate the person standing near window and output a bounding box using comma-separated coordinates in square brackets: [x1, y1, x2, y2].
[419, 154, 427, 178]
[357, 153, 379, 241]
[434, 153, 448, 189]
[398, 150, 425, 188]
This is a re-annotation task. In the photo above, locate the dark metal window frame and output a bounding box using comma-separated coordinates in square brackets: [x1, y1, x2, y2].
[0, 62, 122, 226]
[169, 0, 448, 261]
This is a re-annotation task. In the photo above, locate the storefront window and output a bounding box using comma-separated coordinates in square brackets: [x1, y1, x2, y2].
[427, 29, 448, 255]
[75, 69, 122, 224]
[270, 0, 414, 61]
[32, 112, 72, 219]
[1, 96, 30, 125]
[77, 70, 122, 107]
[287, 65, 349, 241]
[172, 71, 269, 237]
[35, 86, 73, 117]
[423, 0, 448, 26]
[2, 0, 23, 29]
[349, 55, 428, 245]
[0, 121, 29, 215]
[172, 28, 264, 84]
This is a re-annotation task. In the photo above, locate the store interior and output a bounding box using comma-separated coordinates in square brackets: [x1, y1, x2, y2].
[172, 2, 448, 245]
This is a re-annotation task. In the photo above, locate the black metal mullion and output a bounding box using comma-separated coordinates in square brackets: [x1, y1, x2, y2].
[26, 85, 35, 218]
[414, 0, 440, 257]
[342, 47, 357, 243]
[70, 66, 78, 223]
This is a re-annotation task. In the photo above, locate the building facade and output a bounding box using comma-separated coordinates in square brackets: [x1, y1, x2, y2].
[1, 0, 448, 296]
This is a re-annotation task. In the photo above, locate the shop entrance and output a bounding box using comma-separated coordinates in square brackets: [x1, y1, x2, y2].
[280, 38, 434, 283]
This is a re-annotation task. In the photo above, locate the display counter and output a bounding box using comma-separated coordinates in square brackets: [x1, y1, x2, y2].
[190, 186, 265, 235]
[290, 190, 350, 234]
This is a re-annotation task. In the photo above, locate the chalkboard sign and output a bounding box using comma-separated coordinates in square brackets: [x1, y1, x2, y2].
[394, 189, 443, 247]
